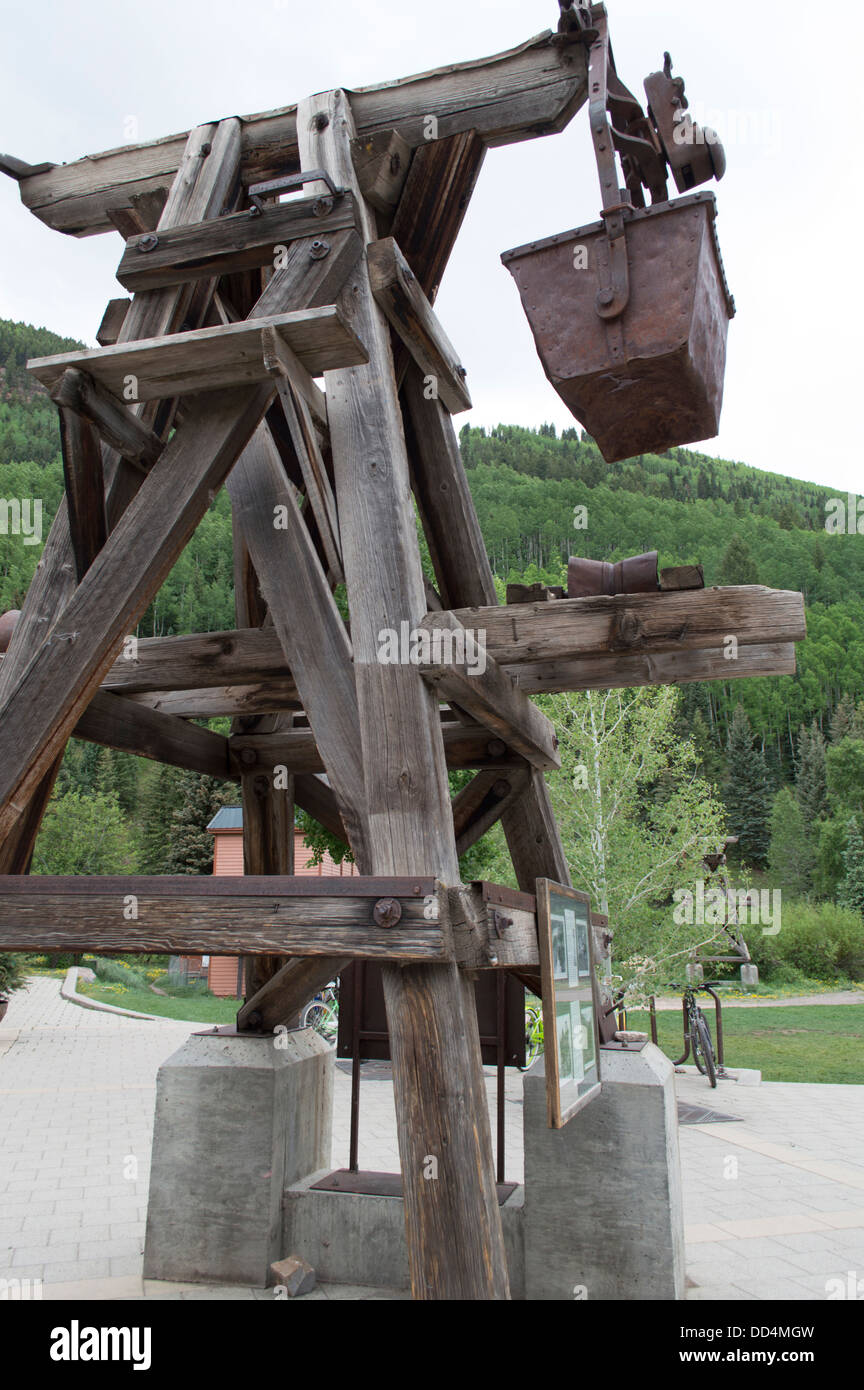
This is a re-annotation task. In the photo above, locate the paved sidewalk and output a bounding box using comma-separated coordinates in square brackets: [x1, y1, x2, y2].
[1, 976, 863, 1301]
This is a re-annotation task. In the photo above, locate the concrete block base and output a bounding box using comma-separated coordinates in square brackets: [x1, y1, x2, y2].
[283, 1176, 525, 1296]
[144, 1028, 333, 1287]
[523, 1043, 685, 1300]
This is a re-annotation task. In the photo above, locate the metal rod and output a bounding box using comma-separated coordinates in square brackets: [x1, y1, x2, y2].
[649, 993, 658, 1045]
[705, 984, 725, 1069]
[348, 964, 363, 1173]
[496, 974, 506, 1184]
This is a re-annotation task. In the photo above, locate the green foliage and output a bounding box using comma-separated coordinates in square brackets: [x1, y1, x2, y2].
[91, 957, 148, 988]
[768, 787, 813, 897]
[744, 900, 864, 982]
[723, 706, 773, 866]
[719, 534, 759, 586]
[839, 817, 864, 916]
[31, 789, 136, 875]
[0, 953, 28, 997]
[163, 771, 234, 874]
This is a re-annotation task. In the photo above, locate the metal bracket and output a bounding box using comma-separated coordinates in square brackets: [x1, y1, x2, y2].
[247, 168, 344, 216]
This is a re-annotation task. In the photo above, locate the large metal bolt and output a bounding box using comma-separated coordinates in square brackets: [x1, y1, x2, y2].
[138, 234, 159, 253]
[373, 898, 402, 928]
[492, 779, 511, 799]
[309, 239, 331, 260]
[486, 739, 507, 759]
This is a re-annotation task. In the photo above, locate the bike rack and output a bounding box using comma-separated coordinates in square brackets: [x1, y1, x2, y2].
[670, 984, 726, 1074]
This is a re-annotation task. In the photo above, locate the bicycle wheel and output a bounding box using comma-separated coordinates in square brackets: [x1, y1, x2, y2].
[691, 1012, 717, 1088]
[302, 1002, 327, 1030]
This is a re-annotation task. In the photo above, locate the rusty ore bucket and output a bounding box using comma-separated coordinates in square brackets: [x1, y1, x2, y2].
[501, 191, 735, 464]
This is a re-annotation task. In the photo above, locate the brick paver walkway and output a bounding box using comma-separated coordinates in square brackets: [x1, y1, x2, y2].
[1, 975, 862, 1301]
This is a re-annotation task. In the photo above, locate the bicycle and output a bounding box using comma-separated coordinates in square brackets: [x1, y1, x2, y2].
[522, 998, 544, 1069]
[301, 980, 339, 1044]
[677, 983, 718, 1088]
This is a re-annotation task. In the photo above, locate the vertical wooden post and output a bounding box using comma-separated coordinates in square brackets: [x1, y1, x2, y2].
[298, 90, 509, 1301]
[241, 764, 295, 997]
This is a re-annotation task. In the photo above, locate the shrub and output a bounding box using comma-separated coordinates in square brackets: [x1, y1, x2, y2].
[744, 900, 864, 983]
[92, 957, 148, 989]
[0, 953, 28, 997]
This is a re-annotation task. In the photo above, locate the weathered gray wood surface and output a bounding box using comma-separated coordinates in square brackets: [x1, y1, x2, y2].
[448, 885, 539, 970]
[29, 308, 367, 401]
[368, 238, 470, 413]
[15, 32, 587, 235]
[349, 129, 412, 214]
[116, 193, 358, 291]
[298, 87, 509, 1302]
[0, 875, 446, 959]
[50, 369, 163, 473]
[418, 613, 560, 771]
[75, 690, 232, 779]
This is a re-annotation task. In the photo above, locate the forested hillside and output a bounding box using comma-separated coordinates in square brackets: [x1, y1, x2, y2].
[2, 315, 863, 981]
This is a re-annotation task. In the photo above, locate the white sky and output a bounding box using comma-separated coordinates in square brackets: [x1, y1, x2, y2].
[1, 0, 862, 491]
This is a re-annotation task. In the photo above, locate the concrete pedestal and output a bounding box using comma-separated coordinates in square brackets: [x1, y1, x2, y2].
[523, 1043, 685, 1300]
[143, 1028, 333, 1287]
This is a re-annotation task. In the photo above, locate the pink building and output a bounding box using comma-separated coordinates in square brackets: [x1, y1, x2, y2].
[178, 806, 357, 998]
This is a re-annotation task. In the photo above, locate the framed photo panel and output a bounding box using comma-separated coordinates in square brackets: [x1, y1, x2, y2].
[537, 879, 601, 1127]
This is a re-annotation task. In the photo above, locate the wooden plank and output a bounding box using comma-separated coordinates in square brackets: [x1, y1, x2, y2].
[116, 193, 358, 292]
[241, 765, 295, 997]
[418, 613, 560, 771]
[29, 308, 368, 401]
[514, 642, 799, 693]
[16, 32, 587, 236]
[448, 884, 539, 970]
[390, 132, 487, 304]
[0, 121, 244, 873]
[74, 690, 233, 779]
[56, 407, 107, 581]
[448, 587, 808, 665]
[368, 237, 470, 413]
[300, 88, 509, 1303]
[231, 722, 524, 775]
[50, 369, 163, 474]
[226, 424, 368, 862]
[0, 383, 275, 845]
[124, 682, 300, 719]
[99, 627, 296, 695]
[452, 766, 531, 856]
[96, 299, 131, 346]
[0, 877, 447, 959]
[349, 130, 412, 214]
[659, 563, 704, 591]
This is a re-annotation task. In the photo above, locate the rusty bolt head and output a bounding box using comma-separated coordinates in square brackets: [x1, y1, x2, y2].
[492, 779, 511, 799]
[309, 239, 331, 260]
[373, 898, 402, 928]
[597, 287, 614, 307]
[312, 196, 333, 217]
[138, 233, 159, 253]
[200, 141, 212, 156]
[486, 739, 507, 759]
[313, 113, 329, 132]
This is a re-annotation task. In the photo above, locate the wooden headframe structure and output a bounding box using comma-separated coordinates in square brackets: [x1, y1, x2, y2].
[0, 15, 805, 1299]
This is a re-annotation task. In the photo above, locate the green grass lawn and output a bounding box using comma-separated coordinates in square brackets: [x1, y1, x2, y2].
[627, 1003, 864, 1084]
[77, 980, 240, 1023]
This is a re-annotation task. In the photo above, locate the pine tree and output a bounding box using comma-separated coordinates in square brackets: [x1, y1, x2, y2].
[163, 771, 234, 875]
[839, 817, 864, 915]
[795, 720, 828, 826]
[138, 764, 185, 874]
[718, 535, 758, 586]
[831, 695, 855, 743]
[723, 704, 772, 865]
[768, 786, 813, 895]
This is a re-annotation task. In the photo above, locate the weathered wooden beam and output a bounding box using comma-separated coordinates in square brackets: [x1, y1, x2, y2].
[300, 88, 509, 1302]
[418, 613, 560, 771]
[231, 713, 522, 777]
[226, 424, 368, 861]
[29, 308, 367, 402]
[96, 299, 131, 346]
[514, 642, 799, 693]
[241, 765, 295, 998]
[368, 238, 470, 413]
[56, 407, 107, 582]
[0, 121, 244, 872]
[124, 682, 300, 720]
[449, 586, 808, 665]
[0, 383, 275, 845]
[349, 129, 412, 214]
[449, 883, 538, 970]
[16, 32, 587, 236]
[390, 132, 487, 305]
[116, 193, 358, 292]
[74, 690, 233, 780]
[0, 875, 447, 959]
[452, 766, 531, 857]
[237, 955, 351, 1034]
[50, 369, 163, 474]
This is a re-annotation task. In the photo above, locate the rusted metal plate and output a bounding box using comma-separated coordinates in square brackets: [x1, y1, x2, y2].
[567, 550, 658, 598]
[501, 191, 735, 462]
